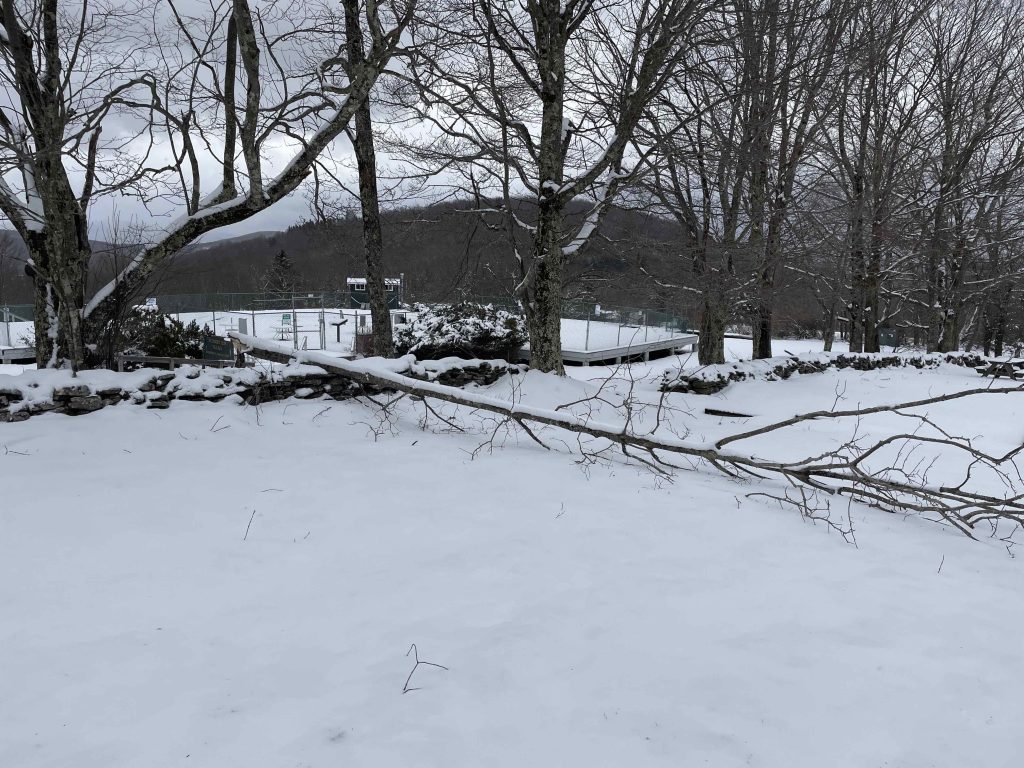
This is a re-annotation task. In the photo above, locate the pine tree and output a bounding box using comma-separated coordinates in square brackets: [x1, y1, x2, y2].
[264, 250, 298, 295]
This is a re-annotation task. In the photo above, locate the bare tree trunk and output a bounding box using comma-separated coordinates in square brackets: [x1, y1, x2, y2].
[353, 106, 394, 357]
[525, 203, 566, 373]
[994, 309, 1006, 357]
[28, 249, 56, 366]
[698, 293, 727, 364]
[848, 291, 864, 353]
[821, 301, 836, 352]
[863, 242, 882, 352]
[752, 212, 784, 359]
[345, 0, 393, 358]
[937, 310, 959, 353]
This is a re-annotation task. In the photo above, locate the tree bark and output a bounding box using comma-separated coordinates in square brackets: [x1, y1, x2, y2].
[752, 211, 784, 359]
[345, 0, 393, 358]
[821, 300, 836, 352]
[519, 0, 568, 374]
[698, 295, 727, 364]
[525, 202, 566, 374]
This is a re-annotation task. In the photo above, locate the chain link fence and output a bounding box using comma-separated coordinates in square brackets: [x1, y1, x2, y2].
[4, 291, 694, 355]
[1, 304, 33, 348]
[147, 291, 693, 354]
[149, 292, 374, 353]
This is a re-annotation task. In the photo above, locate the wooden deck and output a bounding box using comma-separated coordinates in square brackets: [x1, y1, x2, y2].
[519, 333, 698, 366]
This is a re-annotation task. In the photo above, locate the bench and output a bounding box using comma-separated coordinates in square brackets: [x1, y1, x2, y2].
[975, 359, 1024, 380]
[0, 346, 35, 364]
[115, 355, 241, 372]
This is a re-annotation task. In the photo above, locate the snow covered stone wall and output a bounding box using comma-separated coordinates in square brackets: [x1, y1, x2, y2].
[0, 357, 524, 422]
[661, 351, 991, 394]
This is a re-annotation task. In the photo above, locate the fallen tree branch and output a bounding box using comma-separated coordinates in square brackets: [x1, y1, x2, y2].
[229, 334, 1024, 538]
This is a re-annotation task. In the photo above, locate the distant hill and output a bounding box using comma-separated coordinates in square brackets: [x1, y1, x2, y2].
[0, 202, 826, 335]
[1, 200, 687, 310]
[158, 201, 685, 306]
[0, 231, 145, 306]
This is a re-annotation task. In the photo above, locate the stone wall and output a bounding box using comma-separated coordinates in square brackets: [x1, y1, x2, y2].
[0, 358, 524, 422]
[660, 352, 992, 395]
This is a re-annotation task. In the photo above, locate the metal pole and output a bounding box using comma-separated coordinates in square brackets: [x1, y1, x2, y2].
[292, 294, 298, 351]
[585, 307, 591, 351]
[644, 311, 649, 342]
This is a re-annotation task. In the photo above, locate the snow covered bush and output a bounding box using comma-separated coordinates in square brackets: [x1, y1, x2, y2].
[117, 307, 209, 359]
[394, 302, 527, 361]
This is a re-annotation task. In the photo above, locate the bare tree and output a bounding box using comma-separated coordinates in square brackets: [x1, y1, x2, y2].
[399, 0, 715, 373]
[915, 0, 1024, 352]
[814, 0, 936, 352]
[634, 0, 855, 361]
[0, 0, 415, 369]
[732, 0, 856, 359]
[633, 6, 762, 365]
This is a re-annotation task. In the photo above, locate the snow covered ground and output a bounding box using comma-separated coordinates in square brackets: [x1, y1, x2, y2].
[2, 355, 1023, 767]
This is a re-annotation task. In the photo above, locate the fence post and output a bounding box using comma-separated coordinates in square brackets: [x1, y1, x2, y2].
[291, 294, 298, 351]
[585, 306, 591, 351]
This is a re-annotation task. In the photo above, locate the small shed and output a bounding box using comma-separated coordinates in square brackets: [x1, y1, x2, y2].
[346, 275, 404, 309]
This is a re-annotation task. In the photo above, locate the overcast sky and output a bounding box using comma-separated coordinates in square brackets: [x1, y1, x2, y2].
[0, 0, 375, 246]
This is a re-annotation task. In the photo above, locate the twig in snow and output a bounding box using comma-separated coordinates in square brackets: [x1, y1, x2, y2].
[243, 509, 257, 541]
[210, 416, 230, 433]
[402, 643, 449, 694]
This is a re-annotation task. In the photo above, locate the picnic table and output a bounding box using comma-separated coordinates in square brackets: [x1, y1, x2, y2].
[271, 325, 293, 340]
[975, 359, 1024, 379]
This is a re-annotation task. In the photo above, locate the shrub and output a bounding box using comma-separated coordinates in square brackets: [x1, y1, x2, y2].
[118, 306, 209, 358]
[394, 302, 527, 361]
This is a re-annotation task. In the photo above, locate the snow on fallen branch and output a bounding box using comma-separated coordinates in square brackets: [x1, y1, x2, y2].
[230, 333, 1024, 539]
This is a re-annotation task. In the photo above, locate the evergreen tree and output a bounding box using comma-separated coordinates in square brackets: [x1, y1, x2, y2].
[264, 250, 298, 295]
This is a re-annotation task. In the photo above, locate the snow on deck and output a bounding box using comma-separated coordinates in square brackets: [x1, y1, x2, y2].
[556, 317, 690, 352]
